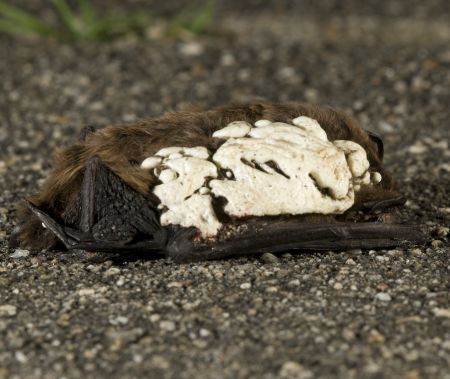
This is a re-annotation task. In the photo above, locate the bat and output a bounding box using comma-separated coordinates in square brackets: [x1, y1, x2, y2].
[11, 102, 427, 261]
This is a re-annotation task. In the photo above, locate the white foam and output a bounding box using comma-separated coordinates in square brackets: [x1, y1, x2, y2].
[160, 194, 221, 236]
[210, 120, 355, 217]
[150, 149, 220, 236]
[371, 171, 382, 184]
[140, 157, 162, 170]
[254, 119, 272, 127]
[333, 140, 370, 177]
[159, 169, 177, 183]
[292, 116, 328, 141]
[155, 146, 210, 159]
[142, 117, 380, 236]
[212, 121, 251, 138]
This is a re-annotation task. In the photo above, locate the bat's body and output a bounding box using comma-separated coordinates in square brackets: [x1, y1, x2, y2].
[13, 102, 426, 261]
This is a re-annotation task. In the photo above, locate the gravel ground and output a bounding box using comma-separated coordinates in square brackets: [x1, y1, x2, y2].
[0, 1, 449, 378]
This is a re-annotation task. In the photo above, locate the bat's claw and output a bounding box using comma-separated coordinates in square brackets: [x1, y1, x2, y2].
[360, 196, 406, 212]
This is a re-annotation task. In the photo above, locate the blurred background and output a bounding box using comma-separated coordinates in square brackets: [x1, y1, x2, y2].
[0, 2, 449, 379]
[1, 0, 449, 172]
[1, 0, 449, 126]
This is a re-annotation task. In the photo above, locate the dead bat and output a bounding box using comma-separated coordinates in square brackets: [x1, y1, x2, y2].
[12, 102, 427, 261]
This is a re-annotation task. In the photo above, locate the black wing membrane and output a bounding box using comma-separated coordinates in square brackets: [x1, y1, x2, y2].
[28, 156, 166, 254]
[166, 220, 428, 262]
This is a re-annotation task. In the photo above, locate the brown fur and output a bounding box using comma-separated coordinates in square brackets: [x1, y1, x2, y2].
[16, 102, 399, 250]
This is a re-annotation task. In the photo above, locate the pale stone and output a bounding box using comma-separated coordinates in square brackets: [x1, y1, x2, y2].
[0, 304, 17, 317]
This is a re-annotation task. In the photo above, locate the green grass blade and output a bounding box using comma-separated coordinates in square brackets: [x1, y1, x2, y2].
[0, 1, 215, 41]
[52, 0, 82, 36]
[91, 12, 152, 40]
[79, 0, 96, 27]
[168, 0, 215, 35]
[188, 0, 214, 34]
[0, 18, 36, 37]
[0, 1, 57, 36]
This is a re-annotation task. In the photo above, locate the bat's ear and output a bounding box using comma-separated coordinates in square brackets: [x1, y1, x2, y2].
[79, 125, 97, 142]
[366, 130, 384, 161]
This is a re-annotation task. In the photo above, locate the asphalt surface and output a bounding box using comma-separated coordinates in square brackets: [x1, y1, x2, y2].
[0, 1, 449, 378]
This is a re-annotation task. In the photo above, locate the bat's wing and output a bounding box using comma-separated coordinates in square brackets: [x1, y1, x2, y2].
[27, 157, 167, 254]
[167, 220, 428, 262]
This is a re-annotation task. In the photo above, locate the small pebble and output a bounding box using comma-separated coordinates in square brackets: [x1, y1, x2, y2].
[432, 308, 450, 318]
[109, 316, 129, 325]
[347, 249, 362, 255]
[167, 281, 183, 288]
[375, 293, 392, 302]
[261, 252, 279, 263]
[0, 304, 17, 317]
[179, 42, 204, 56]
[10, 249, 29, 258]
[408, 142, 427, 154]
[279, 361, 313, 379]
[431, 240, 443, 248]
[149, 314, 160, 322]
[378, 121, 395, 132]
[78, 288, 96, 296]
[288, 279, 300, 287]
[104, 267, 121, 277]
[160, 320, 176, 332]
[15, 351, 27, 363]
[433, 226, 449, 238]
[411, 248, 424, 257]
